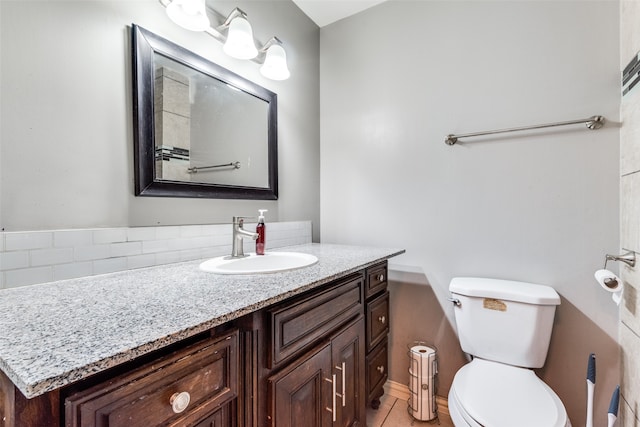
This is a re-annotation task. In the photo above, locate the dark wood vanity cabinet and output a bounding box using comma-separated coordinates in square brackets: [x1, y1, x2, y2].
[0, 261, 390, 427]
[364, 262, 390, 409]
[268, 316, 366, 427]
[264, 271, 366, 427]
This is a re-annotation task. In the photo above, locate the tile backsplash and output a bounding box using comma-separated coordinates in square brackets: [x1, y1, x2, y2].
[0, 221, 312, 289]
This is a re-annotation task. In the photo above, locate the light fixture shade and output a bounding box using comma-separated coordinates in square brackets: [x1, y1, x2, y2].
[166, 0, 210, 31]
[260, 44, 290, 81]
[223, 16, 258, 60]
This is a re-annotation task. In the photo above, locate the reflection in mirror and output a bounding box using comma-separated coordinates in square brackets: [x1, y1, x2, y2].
[133, 24, 278, 199]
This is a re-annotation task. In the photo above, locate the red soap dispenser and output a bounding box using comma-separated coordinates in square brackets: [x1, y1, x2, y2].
[256, 209, 267, 255]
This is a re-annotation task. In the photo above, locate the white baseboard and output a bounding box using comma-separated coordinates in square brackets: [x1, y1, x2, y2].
[384, 380, 449, 417]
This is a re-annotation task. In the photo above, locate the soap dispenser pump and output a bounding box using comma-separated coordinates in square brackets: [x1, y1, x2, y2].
[256, 209, 267, 255]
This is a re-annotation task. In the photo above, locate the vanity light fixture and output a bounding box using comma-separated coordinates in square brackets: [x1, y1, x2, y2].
[220, 9, 258, 60]
[160, 0, 290, 80]
[260, 37, 290, 81]
[165, 0, 210, 32]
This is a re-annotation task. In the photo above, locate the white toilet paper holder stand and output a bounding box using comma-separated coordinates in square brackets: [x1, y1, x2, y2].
[603, 251, 636, 269]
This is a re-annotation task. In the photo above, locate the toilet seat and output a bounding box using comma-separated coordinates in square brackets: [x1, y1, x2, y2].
[449, 358, 569, 427]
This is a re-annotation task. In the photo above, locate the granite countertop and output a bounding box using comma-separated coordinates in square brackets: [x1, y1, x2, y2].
[0, 243, 404, 399]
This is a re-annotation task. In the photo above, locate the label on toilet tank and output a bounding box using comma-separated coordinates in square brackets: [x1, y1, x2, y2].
[483, 298, 507, 312]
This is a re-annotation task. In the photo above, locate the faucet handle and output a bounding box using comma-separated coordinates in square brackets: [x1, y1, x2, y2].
[233, 216, 255, 224]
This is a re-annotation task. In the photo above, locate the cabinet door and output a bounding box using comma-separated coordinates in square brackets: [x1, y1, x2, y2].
[269, 343, 333, 427]
[331, 316, 366, 427]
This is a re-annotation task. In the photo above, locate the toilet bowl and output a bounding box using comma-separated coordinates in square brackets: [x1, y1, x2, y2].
[448, 358, 570, 427]
[448, 277, 571, 427]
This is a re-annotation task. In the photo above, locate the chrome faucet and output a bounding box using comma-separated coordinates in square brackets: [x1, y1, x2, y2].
[231, 216, 259, 258]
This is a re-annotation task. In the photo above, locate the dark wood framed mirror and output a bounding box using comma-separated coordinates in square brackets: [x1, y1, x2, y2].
[132, 24, 278, 199]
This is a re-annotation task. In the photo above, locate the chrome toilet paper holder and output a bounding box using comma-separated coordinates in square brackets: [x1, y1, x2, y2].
[603, 250, 636, 269]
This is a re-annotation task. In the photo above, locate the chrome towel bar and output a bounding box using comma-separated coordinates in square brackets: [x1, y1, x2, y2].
[188, 161, 241, 173]
[445, 115, 605, 145]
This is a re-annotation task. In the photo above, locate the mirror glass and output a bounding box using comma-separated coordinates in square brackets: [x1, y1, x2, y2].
[133, 24, 278, 199]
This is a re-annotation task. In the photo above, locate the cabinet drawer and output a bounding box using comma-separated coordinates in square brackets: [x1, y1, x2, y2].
[269, 273, 364, 367]
[365, 263, 387, 298]
[366, 339, 388, 402]
[366, 291, 389, 351]
[65, 330, 239, 427]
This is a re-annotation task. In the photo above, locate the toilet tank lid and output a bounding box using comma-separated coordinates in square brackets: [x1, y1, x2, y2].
[449, 277, 561, 305]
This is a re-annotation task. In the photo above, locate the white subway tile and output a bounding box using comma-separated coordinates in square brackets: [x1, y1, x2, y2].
[75, 244, 111, 262]
[5, 266, 53, 288]
[54, 230, 93, 248]
[156, 226, 181, 240]
[210, 234, 233, 247]
[93, 228, 127, 244]
[180, 225, 203, 237]
[181, 236, 212, 250]
[200, 247, 219, 259]
[156, 251, 182, 265]
[1, 251, 29, 270]
[110, 242, 142, 257]
[127, 227, 156, 242]
[0, 222, 309, 287]
[31, 248, 74, 267]
[142, 239, 172, 254]
[5, 232, 53, 251]
[93, 257, 128, 275]
[53, 262, 93, 281]
[201, 224, 228, 236]
[180, 249, 202, 261]
[127, 254, 157, 269]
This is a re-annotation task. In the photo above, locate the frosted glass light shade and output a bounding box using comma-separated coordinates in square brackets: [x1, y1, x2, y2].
[260, 44, 290, 81]
[166, 0, 210, 31]
[223, 17, 258, 60]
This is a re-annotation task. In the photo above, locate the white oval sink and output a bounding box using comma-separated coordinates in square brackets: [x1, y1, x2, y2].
[199, 252, 318, 275]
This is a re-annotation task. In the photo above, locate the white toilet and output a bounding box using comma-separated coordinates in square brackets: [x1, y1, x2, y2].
[448, 277, 571, 427]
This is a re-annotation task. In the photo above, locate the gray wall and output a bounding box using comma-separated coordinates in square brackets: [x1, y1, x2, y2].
[320, 1, 620, 424]
[0, 0, 320, 239]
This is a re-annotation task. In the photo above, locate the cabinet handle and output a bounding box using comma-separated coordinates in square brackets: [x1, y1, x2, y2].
[324, 374, 337, 422]
[335, 362, 346, 407]
[378, 274, 385, 282]
[170, 391, 191, 414]
[377, 365, 385, 374]
[378, 315, 386, 324]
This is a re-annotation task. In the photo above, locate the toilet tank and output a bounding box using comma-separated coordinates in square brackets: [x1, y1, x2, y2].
[449, 277, 561, 368]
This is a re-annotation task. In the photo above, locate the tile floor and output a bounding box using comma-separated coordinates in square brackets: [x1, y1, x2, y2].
[366, 393, 455, 427]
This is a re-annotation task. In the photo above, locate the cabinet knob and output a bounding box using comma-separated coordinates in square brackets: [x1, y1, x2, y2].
[378, 315, 386, 324]
[377, 365, 385, 374]
[378, 274, 385, 282]
[170, 391, 191, 414]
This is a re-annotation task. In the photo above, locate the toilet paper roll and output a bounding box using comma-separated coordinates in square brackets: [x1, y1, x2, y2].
[594, 269, 624, 306]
